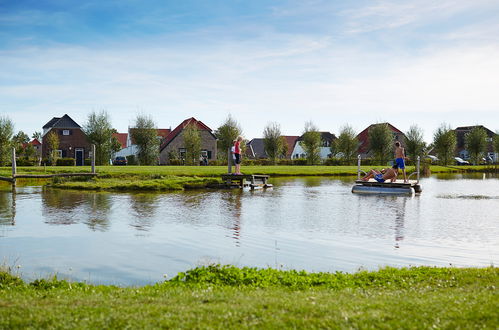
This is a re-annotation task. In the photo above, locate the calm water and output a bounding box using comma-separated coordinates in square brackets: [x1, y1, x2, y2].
[1, 174, 498, 285]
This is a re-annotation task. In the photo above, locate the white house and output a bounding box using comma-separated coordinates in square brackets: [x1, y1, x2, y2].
[291, 132, 336, 159]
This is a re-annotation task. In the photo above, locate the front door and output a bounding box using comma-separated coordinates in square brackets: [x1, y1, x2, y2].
[75, 148, 84, 166]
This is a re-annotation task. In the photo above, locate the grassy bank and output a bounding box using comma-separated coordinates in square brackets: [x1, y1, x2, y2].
[1, 164, 495, 191]
[1, 265, 497, 328]
[1, 164, 495, 177]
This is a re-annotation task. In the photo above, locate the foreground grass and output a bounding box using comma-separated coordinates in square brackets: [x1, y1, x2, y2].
[1, 265, 497, 329]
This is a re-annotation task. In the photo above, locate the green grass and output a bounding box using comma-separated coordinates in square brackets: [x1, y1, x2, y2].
[1, 164, 494, 178]
[1, 265, 497, 328]
[1, 164, 495, 191]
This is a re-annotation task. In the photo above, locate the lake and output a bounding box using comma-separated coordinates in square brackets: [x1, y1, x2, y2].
[1, 174, 498, 286]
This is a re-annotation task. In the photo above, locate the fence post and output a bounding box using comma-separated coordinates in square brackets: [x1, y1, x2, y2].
[357, 155, 361, 180]
[227, 147, 232, 174]
[91, 144, 96, 174]
[12, 147, 17, 187]
[416, 156, 420, 183]
[12, 147, 17, 177]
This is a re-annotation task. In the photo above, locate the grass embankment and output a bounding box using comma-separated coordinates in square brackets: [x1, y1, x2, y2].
[0, 165, 495, 191]
[1, 265, 497, 328]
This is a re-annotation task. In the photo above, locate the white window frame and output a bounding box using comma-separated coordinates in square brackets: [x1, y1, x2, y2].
[63, 130, 70, 136]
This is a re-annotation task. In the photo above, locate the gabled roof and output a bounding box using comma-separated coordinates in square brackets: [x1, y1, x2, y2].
[247, 138, 266, 158]
[282, 136, 299, 158]
[455, 125, 495, 136]
[160, 117, 214, 151]
[30, 138, 42, 146]
[112, 133, 128, 149]
[43, 114, 81, 129]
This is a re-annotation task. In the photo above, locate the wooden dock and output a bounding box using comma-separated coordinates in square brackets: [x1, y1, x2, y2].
[218, 174, 273, 190]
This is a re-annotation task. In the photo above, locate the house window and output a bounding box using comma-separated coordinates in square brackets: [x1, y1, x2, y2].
[63, 130, 70, 136]
[179, 148, 186, 159]
[56, 150, 63, 157]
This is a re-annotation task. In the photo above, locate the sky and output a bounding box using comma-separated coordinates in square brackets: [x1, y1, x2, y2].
[1, 0, 499, 142]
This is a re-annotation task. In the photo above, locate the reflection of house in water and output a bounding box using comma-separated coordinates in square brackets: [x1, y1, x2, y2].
[41, 190, 111, 231]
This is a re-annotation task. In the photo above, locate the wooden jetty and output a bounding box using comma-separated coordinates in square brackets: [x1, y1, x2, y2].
[352, 155, 423, 195]
[219, 174, 273, 190]
[0, 146, 98, 188]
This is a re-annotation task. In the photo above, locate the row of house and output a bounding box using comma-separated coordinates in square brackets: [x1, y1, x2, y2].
[23, 114, 497, 165]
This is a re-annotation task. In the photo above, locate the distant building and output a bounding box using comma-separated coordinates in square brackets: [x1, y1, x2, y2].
[246, 136, 300, 159]
[22, 138, 42, 158]
[114, 128, 171, 159]
[41, 114, 90, 166]
[291, 132, 336, 159]
[455, 125, 497, 161]
[356, 123, 405, 158]
[159, 117, 217, 165]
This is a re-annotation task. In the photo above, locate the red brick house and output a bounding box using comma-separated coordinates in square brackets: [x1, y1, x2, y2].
[356, 123, 406, 158]
[22, 138, 42, 158]
[159, 117, 217, 165]
[42, 114, 90, 166]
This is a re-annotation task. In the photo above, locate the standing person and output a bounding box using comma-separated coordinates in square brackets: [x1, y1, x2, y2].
[233, 136, 243, 175]
[394, 141, 407, 183]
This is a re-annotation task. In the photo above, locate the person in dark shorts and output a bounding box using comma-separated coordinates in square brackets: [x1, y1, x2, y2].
[394, 141, 407, 183]
[233, 136, 243, 175]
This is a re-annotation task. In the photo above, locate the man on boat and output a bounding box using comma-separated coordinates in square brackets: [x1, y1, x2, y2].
[361, 164, 399, 183]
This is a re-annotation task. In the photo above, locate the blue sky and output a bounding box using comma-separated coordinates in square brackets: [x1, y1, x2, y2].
[1, 0, 499, 142]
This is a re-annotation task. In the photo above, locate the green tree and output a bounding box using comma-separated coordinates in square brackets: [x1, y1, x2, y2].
[110, 136, 122, 156]
[84, 111, 114, 165]
[300, 121, 321, 165]
[183, 123, 201, 166]
[280, 136, 288, 159]
[464, 126, 488, 165]
[368, 123, 394, 165]
[332, 124, 358, 164]
[12, 131, 30, 156]
[404, 125, 426, 164]
[32, 131, 42, 141]
[433, 123, 456, 165]
[263, 122, 283, 164]
[494, 132, 499, 161]
[131, 115, 159, 165]
[0, 116, 14, 166]
[214, 115, 242, 159]
[46, 131, 60, 165]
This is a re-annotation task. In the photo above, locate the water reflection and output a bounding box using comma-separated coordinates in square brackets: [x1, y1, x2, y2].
[0, 190, 15, 226]
[223, 191, 243, 246]
[128, 193, 159, 231]
[42, 189, 111, 231]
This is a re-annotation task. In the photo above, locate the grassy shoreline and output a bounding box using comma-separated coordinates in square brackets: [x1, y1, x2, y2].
[1, 265, 497, 328]
[1, 165, 496, 191]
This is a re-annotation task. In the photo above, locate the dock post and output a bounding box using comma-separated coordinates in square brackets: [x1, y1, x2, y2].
[11, 147, 17, 187]
[227, 147, 232, 174]
[357, 155, 361, 180]
[416, 156, 420, 183]
[91, 144, 96, 174]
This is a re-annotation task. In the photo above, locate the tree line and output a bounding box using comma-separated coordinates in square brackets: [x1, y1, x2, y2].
[0, 113, 498, 166]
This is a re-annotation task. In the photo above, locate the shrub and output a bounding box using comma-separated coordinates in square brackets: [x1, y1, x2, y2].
[84, 158, 91, 166]
[126, 155, 137, 165]
[56, 158, 76, 166]
[169, 159, 182, 166]
[292, 158, 308, 166]
[16, 158, 37, 166]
